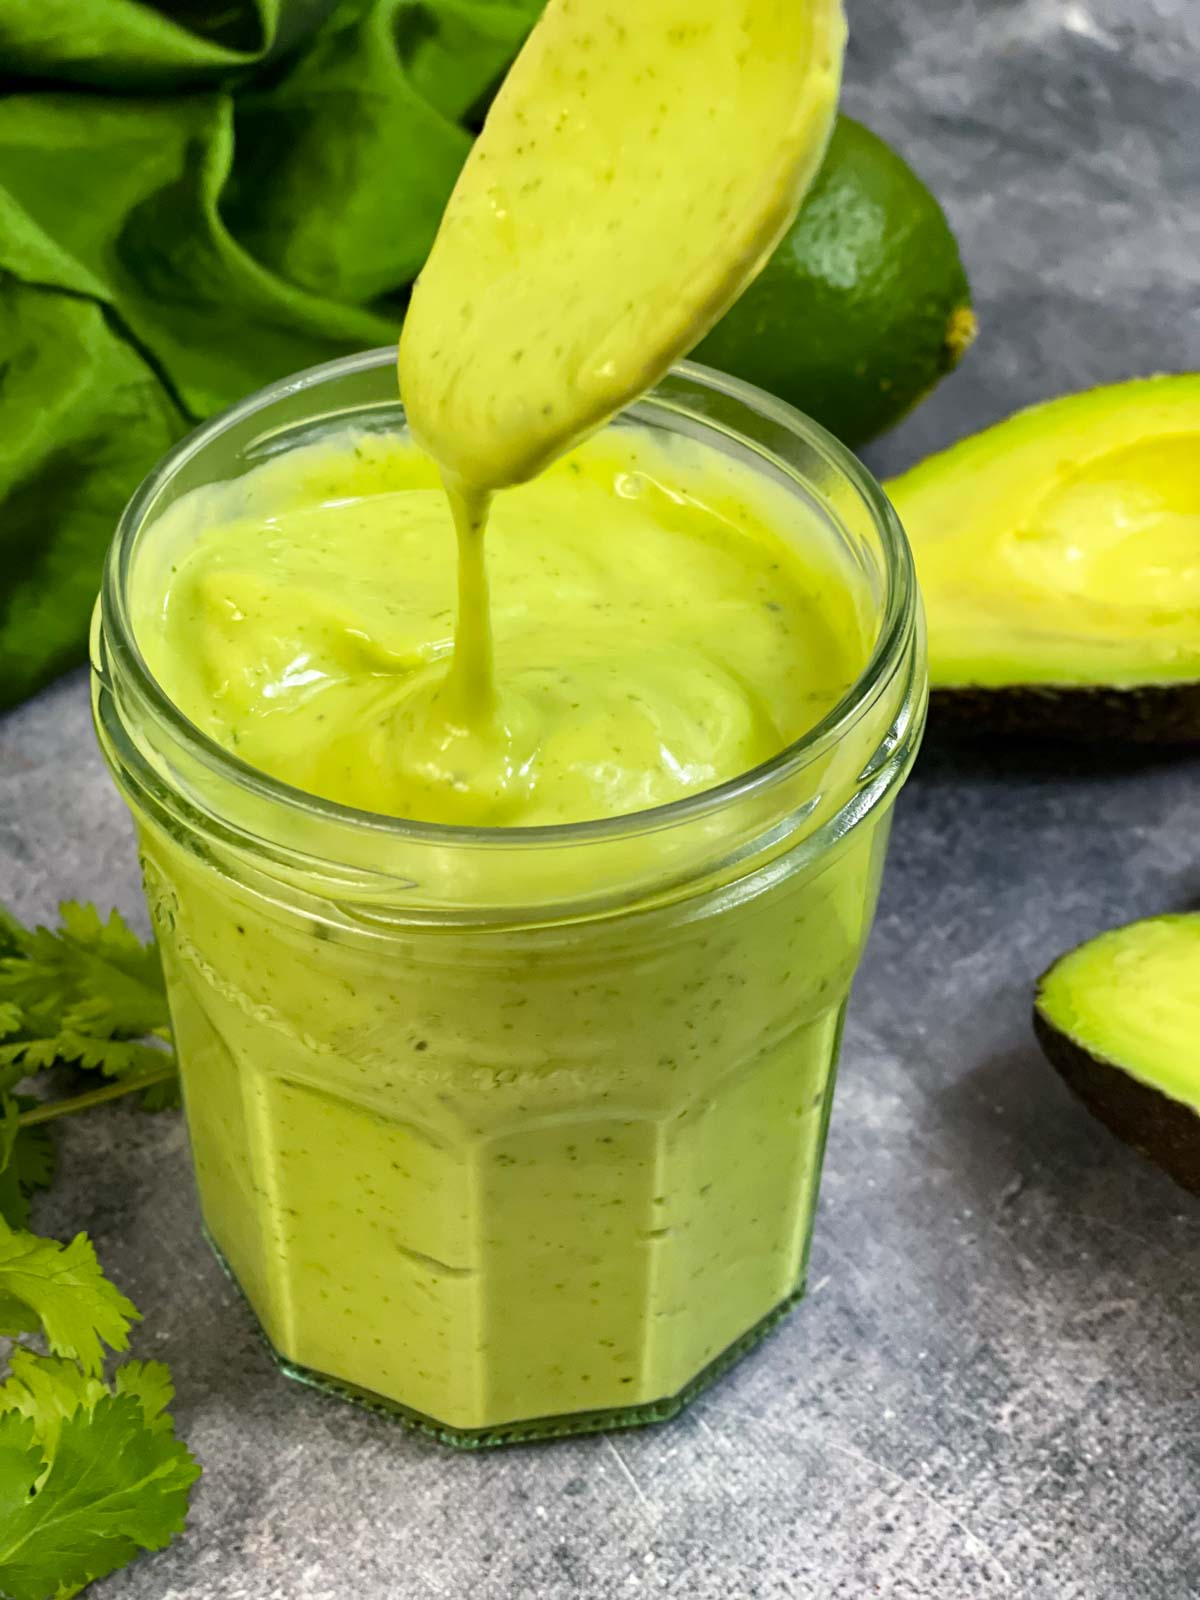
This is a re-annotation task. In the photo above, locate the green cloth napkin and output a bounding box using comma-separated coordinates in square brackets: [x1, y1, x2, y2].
[0, 0, 540, 710]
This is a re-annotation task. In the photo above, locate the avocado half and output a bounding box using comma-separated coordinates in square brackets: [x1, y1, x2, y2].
[1034, 914, 1200, 1193]
[888, 374, 1200, 744]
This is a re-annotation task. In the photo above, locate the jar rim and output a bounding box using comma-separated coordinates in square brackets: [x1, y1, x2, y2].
[100, 349, 918, 852]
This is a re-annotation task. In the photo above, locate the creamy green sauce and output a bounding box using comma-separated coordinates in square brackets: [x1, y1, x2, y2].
[137, 426, 865, 827]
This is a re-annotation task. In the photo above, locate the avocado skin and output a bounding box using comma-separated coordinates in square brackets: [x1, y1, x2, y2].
[1033, 1007, 1200, 1194]
[931, 683, 1200, 746]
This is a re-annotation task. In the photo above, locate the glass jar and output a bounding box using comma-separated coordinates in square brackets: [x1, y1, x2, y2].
[91, 351, 925, 1446]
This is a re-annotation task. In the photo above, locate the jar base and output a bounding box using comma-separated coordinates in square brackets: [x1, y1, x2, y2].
[205, 1227, 805, 1448]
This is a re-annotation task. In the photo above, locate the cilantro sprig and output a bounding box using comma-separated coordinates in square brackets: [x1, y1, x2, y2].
[0, 903, 179, 1229]
[0, 903, 197, 1598]
[0, 1223, 200, 1600]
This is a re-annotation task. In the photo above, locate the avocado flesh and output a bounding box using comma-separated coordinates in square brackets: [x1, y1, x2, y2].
[888, 374, 1200, 742]
[1034, 914, 1200, 1193]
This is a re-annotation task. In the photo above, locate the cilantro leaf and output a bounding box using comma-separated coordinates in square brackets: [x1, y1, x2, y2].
[0, 901, 178, 1116]
[0, 1414, 45, 1535]
[5, 1110, 53, 1198]
[0, 909, 31, 963]
[0, 1389, 200, 1600]
[0, 903, 168, 1043]
[0, 1222, 138, 1375]
[113, 1362, 178, 1434]
[0, 1036, 168, 1082]
[133, 1071, 182, 1112]
[0, 1103, 26, 1228]
[0, 1291, 199, 1598]
[0, 1352, 108, 1467]
[0, 1102, 54, 1231]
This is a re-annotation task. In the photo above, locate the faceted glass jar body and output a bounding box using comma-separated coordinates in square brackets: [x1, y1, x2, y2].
[92, 353, 926, 1445]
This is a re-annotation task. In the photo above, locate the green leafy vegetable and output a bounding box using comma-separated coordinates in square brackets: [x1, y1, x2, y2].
[1, 1350, 109, 1462]
[0, 1220, 198, 1599]
[113, 1361, 179, 1434]
[0, 900, 178, 1229]
[0, 898, 198, 1593]
[0, 1222, 138, 1378]
[0, 901, 174, 1072]
[0, 1361, 199, 1600]
[0, 0, 545, 711]
[0, 1105, 53, 1232]
[0, 1223, 199, 1600]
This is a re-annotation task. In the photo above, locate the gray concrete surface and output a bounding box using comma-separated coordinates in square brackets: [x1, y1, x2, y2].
[3, 0, 1200, 1594]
